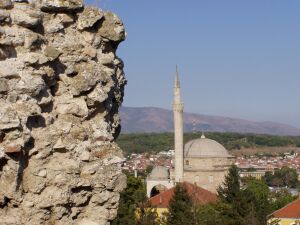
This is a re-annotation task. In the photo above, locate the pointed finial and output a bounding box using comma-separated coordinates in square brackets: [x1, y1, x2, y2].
[175, 65, 180, 88]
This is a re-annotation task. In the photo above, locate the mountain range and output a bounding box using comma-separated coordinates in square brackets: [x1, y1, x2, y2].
[120, 106, 300, 136]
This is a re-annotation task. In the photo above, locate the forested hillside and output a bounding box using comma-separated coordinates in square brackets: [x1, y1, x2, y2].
[116, 132, 300, 156]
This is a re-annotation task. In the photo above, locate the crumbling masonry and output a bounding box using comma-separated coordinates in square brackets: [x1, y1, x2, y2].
[0, 0, 127, 224]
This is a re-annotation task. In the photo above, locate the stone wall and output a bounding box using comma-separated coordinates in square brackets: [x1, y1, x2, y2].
[0, 0, 127, 224]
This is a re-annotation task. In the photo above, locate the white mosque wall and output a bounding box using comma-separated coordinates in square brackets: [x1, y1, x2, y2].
[183, 170, 227, 193]
[184, 157, 233, 171]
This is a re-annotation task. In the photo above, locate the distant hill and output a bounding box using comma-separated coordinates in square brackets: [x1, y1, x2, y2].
[120, 106, 300, 136]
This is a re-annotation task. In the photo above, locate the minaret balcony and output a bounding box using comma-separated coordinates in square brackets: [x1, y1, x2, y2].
[172, 103, 184, 111]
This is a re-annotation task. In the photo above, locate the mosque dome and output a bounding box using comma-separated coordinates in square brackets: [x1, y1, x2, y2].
[184, 135, 232, 158]
[149, 166, 169, 180]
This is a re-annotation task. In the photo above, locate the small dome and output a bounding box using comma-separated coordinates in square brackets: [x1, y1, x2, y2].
[149, 166, 169, 180]
[184, 137, 232, 158]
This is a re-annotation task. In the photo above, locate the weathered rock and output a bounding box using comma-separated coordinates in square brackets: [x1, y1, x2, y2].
[77, 6, 104, 30]
[0, 9, 10, 22]
[11, 4, 42, 28]
[24, 32, 45, 50]
[88, 83, 108, 103]
[56, 13, 74, 24]
[55, 98, 88, 117]
[60, 64, 104, 96]
[14, 101, 42, 118]
[4, 143, 21, 153]
[0, 60, 22, 79]
[0, 25, 30, 47]
[0, 101, 20, 130]
[36, 168, 47, 177]
[0, 0, 12, 9]
[79, 150, 90, 161]
[38, 186, 70, 208]
[83, 46, 97, 58]
[15, 73, 45, 97]
[0, 78, 9, 93]
[37, 88, 53, 106]
[0, 1, 127, 224]
[23, 52, 49, 65]
[40, 0, 84, 12]
[78, 219, 100, 225]
[44, 17, 64, 33]
[44, 45, 61, 59]
[98, 12, 126, 42]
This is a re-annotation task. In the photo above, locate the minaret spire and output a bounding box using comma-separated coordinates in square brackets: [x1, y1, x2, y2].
[175, 65, 180, 88]
[173, 66, 184, 183]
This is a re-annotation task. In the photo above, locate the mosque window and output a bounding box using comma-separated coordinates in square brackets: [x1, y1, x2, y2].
[194, 175, 199, 182]
[185, 160, 189, 165]
[209, 175, 214, 183]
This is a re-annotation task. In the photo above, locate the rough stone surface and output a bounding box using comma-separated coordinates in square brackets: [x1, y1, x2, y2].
[40, 0, 83, 12]
[77, 6, 104, 31]
[0, 9, 10, 23]
[0, 1, 127, 224]
[0, 0, 12, 9]
[98, 12, 126, 42]
[11, 3, 42, 28]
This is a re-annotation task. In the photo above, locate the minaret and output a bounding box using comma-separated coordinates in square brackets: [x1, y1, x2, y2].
[134, 161, 138, 178]
[173, 66, 184, 183]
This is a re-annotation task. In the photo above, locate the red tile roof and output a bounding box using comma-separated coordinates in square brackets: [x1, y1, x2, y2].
[272, 198, 300, 219]
[149, 182, 217, 208]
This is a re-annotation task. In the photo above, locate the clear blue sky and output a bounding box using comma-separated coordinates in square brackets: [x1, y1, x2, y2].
[86, 0, 300, 128]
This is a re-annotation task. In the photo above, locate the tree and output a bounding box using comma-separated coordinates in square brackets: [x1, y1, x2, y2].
[196, 202, 236, 225]
[136, 202, 160, 225]
[267, 215, 281, 225]
[264, 171, 274, 186]
[112, 174, 147, 225]
[235, 189, 259, 225]
[217, 166, 267, 225]
[146, 165, 154, 175]
[217, 165, 240, 204]
[280, 166, 299, 188]
[270, 189, 297, 211]
[165, 184, 195, 225]
[244, 178, 272, 225]
[263, 167, 299, 188]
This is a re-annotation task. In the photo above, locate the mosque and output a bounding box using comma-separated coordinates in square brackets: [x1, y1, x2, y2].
[146, 69, 235, 197]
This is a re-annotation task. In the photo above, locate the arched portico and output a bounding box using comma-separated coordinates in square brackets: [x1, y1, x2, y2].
[146, 179, 174, 198]
[150, 184, 168, 197]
